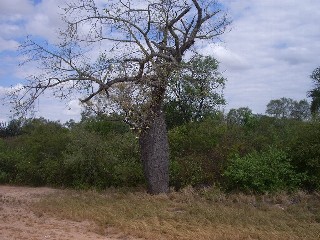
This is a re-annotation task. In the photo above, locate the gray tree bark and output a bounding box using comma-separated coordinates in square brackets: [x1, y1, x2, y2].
[139, 108, 169, 194]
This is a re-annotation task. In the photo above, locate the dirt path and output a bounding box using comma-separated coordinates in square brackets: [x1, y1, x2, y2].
[0, 186, 137, 240]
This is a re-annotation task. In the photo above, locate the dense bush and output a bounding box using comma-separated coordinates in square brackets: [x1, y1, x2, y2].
[63, 126, 144, 189]
[169, 117, 225, 188]
[13, 119, 70, 186]
[223, 147, 303, 193]
[81, 116, 130, 136]
[168, 115, 294, 189]
[0, 117, 145, 189]
[0, 139, 21, 183]
[0, 119, 70, 186]
[1, 113, 319, 193]
[289, 122, 320, 191]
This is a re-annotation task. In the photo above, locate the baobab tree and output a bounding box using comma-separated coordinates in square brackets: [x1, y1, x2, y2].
[11, 0, 230, 194]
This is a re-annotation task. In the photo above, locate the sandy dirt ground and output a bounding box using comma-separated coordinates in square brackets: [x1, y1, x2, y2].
[0, 185, 138, 240]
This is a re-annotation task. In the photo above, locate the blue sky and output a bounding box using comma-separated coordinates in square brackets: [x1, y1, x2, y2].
[1, 0, 320, 122]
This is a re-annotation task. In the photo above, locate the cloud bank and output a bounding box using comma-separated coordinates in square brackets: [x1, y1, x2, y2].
[1, 0, 320, 122]
[212, 0, 320, 112]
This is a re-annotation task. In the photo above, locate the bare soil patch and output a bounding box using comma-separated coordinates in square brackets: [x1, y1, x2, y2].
[0, 185, 135, 240]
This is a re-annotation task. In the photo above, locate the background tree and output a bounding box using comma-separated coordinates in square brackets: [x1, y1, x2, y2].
[10, 0, 230, 194]
[226, 107, 253, 126]
[165, 55, 226, 129]
[308, 66, 320, 115]
[0, 119, 23, 138]
[266, 98, 293, 119]
[266, 97, 310, 121]
[290, 99, 310, 120]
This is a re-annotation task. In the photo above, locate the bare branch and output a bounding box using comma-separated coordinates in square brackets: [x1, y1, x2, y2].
[12, 0, 230, 123]
[168, 7, 191, 27]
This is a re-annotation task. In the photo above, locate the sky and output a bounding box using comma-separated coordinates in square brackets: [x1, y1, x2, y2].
[0, 0, 319, 123]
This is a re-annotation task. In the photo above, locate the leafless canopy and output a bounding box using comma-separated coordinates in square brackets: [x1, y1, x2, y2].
[13, 0, 230, 125]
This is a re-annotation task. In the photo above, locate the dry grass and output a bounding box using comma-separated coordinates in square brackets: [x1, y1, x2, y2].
[31, 186, 320, 240]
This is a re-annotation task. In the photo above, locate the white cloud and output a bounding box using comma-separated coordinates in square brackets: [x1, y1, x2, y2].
[0, 84, 24, 96]
[0, 83, 82, 123]
[0, 24, 22, 38]
[202, 44, 250, 71]
[0, 86, 7, 95]
[14, 62, 42, 80]
[0, 37, 19, 52]
[220, 0, 320, 113]
[0, 86, 15, 122]
[25, 0, 66, 43]
[0, 0, 33, 19]
[34, 97, 82, 122]
[63, 99, 82, 117]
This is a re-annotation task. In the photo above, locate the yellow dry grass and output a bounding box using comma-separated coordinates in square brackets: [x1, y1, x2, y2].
[31, 187, 320, 240]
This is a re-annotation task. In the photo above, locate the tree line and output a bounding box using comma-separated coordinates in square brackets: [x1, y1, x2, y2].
[1, 98, 319, 193]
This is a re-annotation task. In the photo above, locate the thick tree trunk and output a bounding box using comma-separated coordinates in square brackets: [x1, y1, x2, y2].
[139, 108, 169, 194]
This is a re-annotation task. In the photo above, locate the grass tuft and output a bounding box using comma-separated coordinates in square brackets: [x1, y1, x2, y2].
[31, 187, 320, 240]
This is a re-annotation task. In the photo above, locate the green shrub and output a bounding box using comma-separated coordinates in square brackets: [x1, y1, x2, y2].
[6, 119, 71, 186]
[223, 147, 302, 193]
[63, 127, 144, 189]
[168, 117, 238, 188]
[0, 138, 17, 184]
[81, 116, 130, 136]
[289, 122, 320, 191]
[0, 139, 22, 184]
[0, 117, 144, 189]
[169, 156, 211, 189]
[63, 130, 114, 189]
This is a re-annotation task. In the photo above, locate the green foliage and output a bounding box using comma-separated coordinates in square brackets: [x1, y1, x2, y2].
[289, 122, 320, 191]
[165, 55, 226, 129]
[81, 115, 130, 136]
[0, 119, 70, 186]
[2, 106, 320, 194]
[266, 97, 310, 120]
[13, 119, 70, 186]
[241, 116, 305, 152]
[0, 119, 23, 138]
[226, 107, 255, 126]
[308, 66, 320, 114]
[63, 125, 143, 189]
[0, 139, 21, 183]
[169, 116, 230, 188]
[63, 128, 114, 189]
[291, 100, 311, 120]
[0, 117, 144, 189]
[168, 113, 298, 189]
[224, 147, 302, 193]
